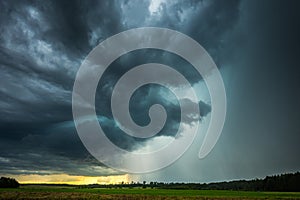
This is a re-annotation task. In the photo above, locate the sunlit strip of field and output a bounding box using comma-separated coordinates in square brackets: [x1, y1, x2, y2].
[1, 187, 300, 199]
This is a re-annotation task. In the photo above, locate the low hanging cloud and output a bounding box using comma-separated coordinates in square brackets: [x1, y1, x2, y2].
[0, 0, 242, 177]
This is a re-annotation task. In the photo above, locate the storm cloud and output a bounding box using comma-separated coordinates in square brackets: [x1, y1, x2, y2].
[0, 0, 299, 181]
[0, 0, 214, 176]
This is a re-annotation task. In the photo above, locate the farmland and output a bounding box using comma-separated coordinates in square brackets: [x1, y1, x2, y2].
[1, 186, 300, 200]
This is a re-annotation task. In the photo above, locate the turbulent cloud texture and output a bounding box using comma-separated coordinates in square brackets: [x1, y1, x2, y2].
[0, 0, 299, 181]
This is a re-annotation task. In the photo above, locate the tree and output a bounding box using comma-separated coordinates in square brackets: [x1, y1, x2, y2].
[0, 177, 19, 188]
[150, 181, 154, 189]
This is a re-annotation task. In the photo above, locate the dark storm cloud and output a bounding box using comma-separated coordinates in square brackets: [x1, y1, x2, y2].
[121, 0, 241, 65]
[0, 121, 121, 176]
[142, 0, 300, 183]
[0, 0, 125, 175]
[95, 49, 212, 150]
[0, 0, 218, 176]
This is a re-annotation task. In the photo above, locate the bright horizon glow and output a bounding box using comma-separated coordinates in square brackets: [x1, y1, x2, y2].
[3, 174, 131, 185]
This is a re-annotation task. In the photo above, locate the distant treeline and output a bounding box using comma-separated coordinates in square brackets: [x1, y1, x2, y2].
[158, 172, 300, 192]
[79, 172, 300, 192]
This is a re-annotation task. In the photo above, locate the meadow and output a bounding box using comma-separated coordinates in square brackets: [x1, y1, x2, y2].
[1, 185, 300, 200]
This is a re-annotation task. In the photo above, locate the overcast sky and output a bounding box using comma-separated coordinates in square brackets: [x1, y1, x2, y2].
[0, 0, 299, 183]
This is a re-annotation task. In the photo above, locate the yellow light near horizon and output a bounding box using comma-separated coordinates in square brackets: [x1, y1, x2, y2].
[5, 174, 130, 185]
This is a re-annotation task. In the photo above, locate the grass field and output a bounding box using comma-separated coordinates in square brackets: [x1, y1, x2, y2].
[1, 186, 300, 199]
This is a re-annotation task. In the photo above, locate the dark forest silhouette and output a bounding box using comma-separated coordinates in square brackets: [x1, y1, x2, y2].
[4, 172, 300, 191]
[0, 177, 19, 188]
[78, 172, 300, 192]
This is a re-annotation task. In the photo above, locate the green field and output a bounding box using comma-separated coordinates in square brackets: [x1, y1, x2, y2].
[1, 186, 300, 199]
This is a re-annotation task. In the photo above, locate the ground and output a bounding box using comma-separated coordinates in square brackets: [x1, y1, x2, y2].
[0, 186, 300, 199]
